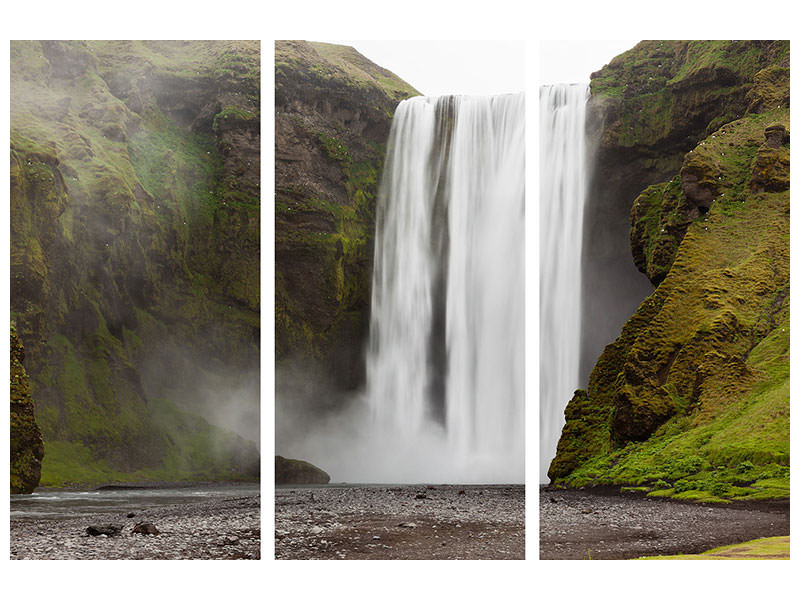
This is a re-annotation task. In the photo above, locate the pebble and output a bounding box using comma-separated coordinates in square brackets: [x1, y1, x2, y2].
[276, 485, 524, 560]
[11, 495, 259, 560]
[540, 487, 788, 560]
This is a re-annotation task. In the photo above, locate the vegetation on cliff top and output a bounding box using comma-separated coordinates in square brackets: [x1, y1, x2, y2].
[551, 41, 789, 504]
[10, 41, 260, 487]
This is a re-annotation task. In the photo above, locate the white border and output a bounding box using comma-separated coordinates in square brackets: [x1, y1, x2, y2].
[2, 1, 796, 598]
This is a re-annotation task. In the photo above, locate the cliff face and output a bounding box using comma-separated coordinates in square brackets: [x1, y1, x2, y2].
[10, 41, 260, 486]
[11, 326, 44, 493]
[275, 41, 418, 417]
[551, 41, 789, 503]
[580, 41, 789, 381]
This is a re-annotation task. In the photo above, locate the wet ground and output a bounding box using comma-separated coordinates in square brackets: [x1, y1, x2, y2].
[275, 484, 524, 559]
[11, 488, 260, 560]
[540, 486, 789, 559]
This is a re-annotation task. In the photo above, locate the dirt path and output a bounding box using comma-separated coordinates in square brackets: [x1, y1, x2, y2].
[540, 486, 789, 559]
[276, 484, 524, 559]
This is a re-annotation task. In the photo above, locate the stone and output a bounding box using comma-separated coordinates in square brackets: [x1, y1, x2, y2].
[275, 455, 330, 485]
[87, 524, 123, 537]
[764, 124, 789, 148]
[131, 522, 159, 536]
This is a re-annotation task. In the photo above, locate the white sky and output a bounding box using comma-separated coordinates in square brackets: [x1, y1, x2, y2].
[323, 40, 525, 96]
[320, 40, 640, 94]
[540, 40, 640, 84]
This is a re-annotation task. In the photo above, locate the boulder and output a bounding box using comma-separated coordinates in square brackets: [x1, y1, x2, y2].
[131, 522, 160, 535]
[275, 455, 330, 484]
[87, 524, 123, 537]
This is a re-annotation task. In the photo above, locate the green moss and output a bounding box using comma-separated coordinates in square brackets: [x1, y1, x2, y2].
[591, 41, 787, 151]
[551, 98, 789, 501]
[212, 106, 257, 132]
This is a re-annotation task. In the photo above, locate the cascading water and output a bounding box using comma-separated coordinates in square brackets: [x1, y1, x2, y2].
[361, 93, 525, 483]
[284, 94, 525, 483]
[539, 84, 589, 482]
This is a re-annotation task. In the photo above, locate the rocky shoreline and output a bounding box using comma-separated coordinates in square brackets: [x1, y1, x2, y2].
[540, 486, 789, 559]
[10, 494, 260, 560]
[276, 484, 524, 560]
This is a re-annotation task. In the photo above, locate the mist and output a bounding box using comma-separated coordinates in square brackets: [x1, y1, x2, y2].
[11, 41, 261, 480]
[276, 378, 523, 484]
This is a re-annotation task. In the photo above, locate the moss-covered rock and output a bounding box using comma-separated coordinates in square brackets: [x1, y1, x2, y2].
[551, 42, 789, 503]
[11, 41, 260, 485]
[275, 41, 418, 405]
[11, 325, 44, 493]
[580, 40, 789, 380]
[275, 455, 331, 485]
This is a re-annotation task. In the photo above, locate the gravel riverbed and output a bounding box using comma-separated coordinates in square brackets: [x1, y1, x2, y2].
[10, 495, 260, 560]
[540, 486, 789, 559]
[276, 484, 524, 559]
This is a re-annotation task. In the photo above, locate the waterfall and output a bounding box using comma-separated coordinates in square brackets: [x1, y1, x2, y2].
[363, 93, 525, 483]
[539, 84, 589, 482]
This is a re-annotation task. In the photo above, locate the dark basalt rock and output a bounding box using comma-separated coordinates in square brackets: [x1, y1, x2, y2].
[275, 455, 330, 485]
[87, 524, 123, 537]
[131, 522, 160, 535]
[764, 124, 789, 148]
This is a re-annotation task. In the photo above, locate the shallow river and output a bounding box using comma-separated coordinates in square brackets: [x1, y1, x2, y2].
[11, 482, 260, 521]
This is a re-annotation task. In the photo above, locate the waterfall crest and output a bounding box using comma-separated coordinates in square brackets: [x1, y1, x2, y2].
[539, 84, 589, 482]
[363, 94, 525, 483]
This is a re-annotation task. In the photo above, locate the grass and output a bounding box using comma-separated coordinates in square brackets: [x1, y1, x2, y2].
[641, 536, 789, 560]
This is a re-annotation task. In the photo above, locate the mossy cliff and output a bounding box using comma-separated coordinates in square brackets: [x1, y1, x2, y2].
[275, 41, 418, 416]
[580, 40, 789, 380]
[10, 41, 260, 488]
[11, 325, 44, 493]
[550, 41, 789, 504]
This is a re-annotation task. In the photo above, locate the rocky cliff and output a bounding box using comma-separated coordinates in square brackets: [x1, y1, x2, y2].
[551, 41, 789, 503]
[580, 41, 789, 380]
[275, 41, 418, 424]
[10, 325, 44, 493]
[10, 41, 260, 486]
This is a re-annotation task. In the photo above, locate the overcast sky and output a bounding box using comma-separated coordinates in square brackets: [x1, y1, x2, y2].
[320, 40, 639, 95]
[540, 40, 640, 84]
[324, 40, 525, 96]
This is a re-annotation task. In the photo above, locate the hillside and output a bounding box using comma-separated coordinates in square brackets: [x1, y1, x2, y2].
[550, 41, 789, 503]
[10, 41, 260, 488]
